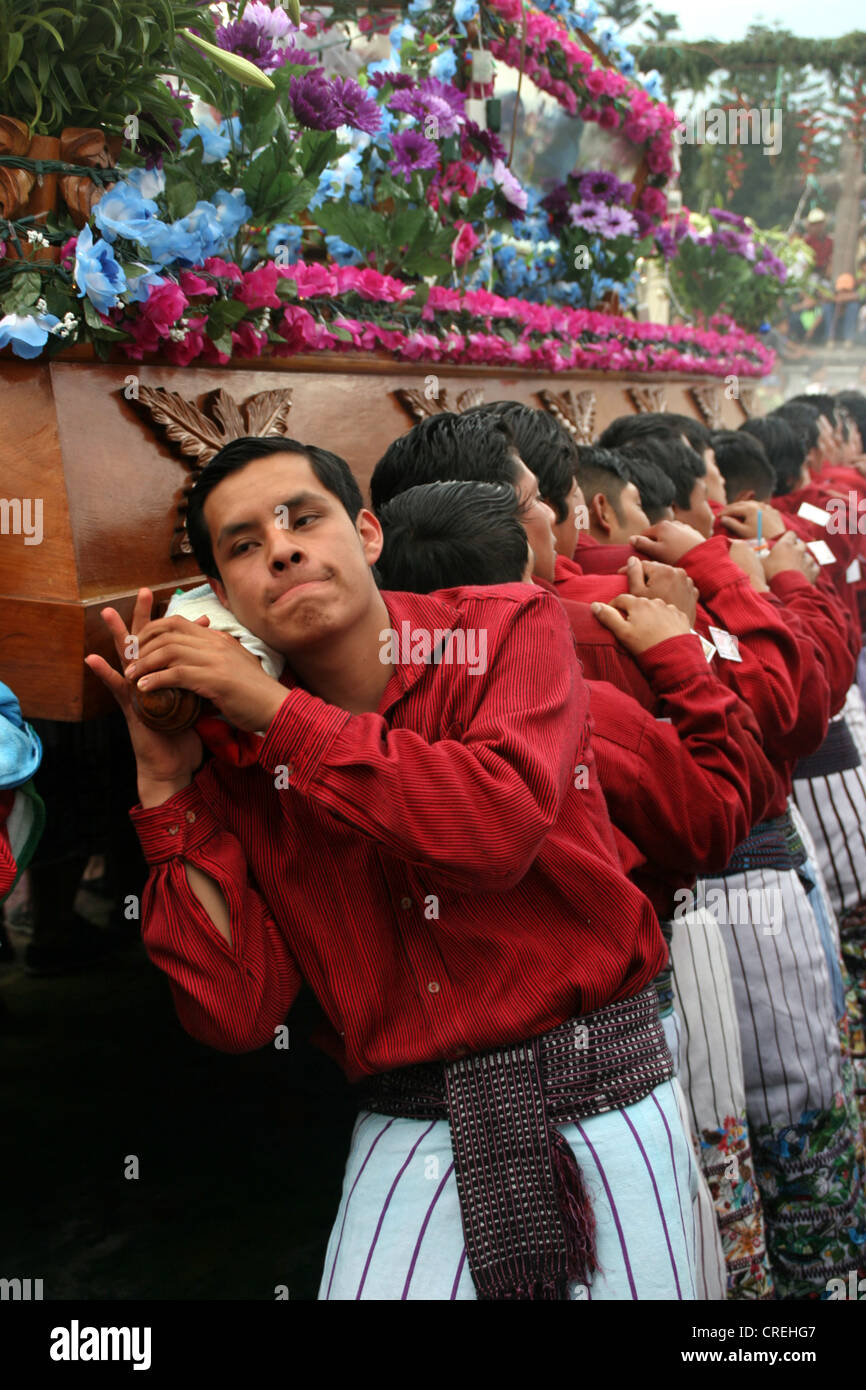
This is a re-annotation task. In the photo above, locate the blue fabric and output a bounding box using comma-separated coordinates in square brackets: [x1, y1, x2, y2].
[802, 854, 847, 1020]
[0, 682, 42, 789]
[319, 1079, 698, 1301]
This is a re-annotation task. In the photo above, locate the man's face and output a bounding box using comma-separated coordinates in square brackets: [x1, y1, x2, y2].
[817, 413, 836, 462]
[611, 481, 651, 543]
[204, 453, 383, 656]
[701, 447, 728, 506]
[673, 476, 714, 538]
[551, 474, 587, 559]
[837, 416, 862, 464]
[511, 456, 558, 581]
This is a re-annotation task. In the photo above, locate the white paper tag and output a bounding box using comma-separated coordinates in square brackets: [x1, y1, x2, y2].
[797, 501, 832, 526]
[846, 557, 862, 583]
[708, 626, 742, 662]
[470, 49, 495, 83]
[807, 539, 836, 565]
[690, 629, 717, 663]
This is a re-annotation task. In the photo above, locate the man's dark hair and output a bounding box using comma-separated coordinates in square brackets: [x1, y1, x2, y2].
[598, 411, 711, 458]
[466, 401, 578, 522]
[185, 435, 363, 581]
[377, 480, 529, 593]
[836, 390, 866, 445]
[575, 445, 632, 523]
[710, 430, 777, 502]
[370, 412, 519, 512]
[785, 392, 839, 430]
[771, 401, 820, 456]
[616, 440, 677, 522]
[738, 415, 805, 495]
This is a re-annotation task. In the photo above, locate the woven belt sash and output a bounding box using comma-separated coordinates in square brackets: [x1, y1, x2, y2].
[793, 717, 862, 782]
[356, 985, 672, 1301]
[719, 809, 807, 878]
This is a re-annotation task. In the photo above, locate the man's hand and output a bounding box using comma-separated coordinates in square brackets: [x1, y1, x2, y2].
[719, 500, 786, 540]
[122, 608, 288, 735]
[620, 555, 698, 626]
[85, 589, 206, 807]
[630, 519, 705, 566]
[591, 592, 691, 656]
[761, 530, 820, 584]
[727, 539, 770, 592]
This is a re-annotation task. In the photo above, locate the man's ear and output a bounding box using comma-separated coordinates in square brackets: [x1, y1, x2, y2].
[734, 487, 756, 502]
[210, 576, 231, 609]
[590, 492, 613, 539]
[357, 508, 384, 566]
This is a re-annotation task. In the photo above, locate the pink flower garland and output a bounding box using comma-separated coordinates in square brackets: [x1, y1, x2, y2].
[117, 256, 773, 378]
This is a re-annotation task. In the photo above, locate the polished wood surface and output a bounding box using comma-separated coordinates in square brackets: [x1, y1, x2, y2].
[0, 358, 750, 720]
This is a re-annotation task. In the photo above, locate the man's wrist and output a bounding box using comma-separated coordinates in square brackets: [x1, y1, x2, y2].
[138, 776, 193, 809]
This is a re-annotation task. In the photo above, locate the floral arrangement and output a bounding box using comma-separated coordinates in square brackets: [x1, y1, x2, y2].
[0, 0, 771, 376]
[662, 207, 811, 333]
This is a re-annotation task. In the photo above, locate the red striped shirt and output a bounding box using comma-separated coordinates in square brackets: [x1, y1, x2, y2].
[129, 584, 665, 1080]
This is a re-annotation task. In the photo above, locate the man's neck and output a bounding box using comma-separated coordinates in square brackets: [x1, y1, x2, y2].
[285, 591, 395, 714]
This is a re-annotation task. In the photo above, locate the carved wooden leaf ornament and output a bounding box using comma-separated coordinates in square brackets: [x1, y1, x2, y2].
[689, 384, 724, 430]
[738, 385, 757, 418]
[538, 388, 597, 444]
[393, 386, 485, 422]
[129, 384, 295, 557]
[627, 385, 666, 414]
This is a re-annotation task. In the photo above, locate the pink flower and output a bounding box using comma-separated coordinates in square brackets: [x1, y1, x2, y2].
[452, 221, 480, 266]
[60, 235, 77, 270]
[179, 270, 217, 298]
[276, 303, 320, 351]
[287, 262, 338, 299]
[237, 263, 282, 309]
[599, 105, 621, 131]
[337, 265, 413, 302]
[162, 316, 208, 367]
[231, 321, 267, 357]
[398, 330, 441, 362]
[140, 280, 188, 334]
[639, 185, 668, 218]
[647, 142, 672, 175]
[203, 257, 243, 281]
[584, 69, 608, 97]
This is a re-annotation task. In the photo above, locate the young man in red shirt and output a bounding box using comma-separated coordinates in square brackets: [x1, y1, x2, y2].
[86, 432, 696, 1303]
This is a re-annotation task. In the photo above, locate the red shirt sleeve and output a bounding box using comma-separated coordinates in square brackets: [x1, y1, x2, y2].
[768, 570, 857, 713]
[130, 781, 304, 1054]
[255, 588, 585, 896]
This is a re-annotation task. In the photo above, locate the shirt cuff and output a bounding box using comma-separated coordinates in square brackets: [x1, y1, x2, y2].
[255, 686, 352, 792]
[768, 570, 813, 601]
[129, 781, 222, 865]
[679, 535, 742, 599]
[635, 633, 711, 691]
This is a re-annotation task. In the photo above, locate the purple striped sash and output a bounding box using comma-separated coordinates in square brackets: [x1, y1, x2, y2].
[794, 717, 862, 781]
[357, 986, 673, 1301]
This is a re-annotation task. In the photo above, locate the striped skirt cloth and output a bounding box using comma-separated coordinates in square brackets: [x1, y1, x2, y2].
[319, 1078, 699, 1300]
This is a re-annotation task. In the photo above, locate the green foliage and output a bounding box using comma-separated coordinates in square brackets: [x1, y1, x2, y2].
[0, 0, 218, 136]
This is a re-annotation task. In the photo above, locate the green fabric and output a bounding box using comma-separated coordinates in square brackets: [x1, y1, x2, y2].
[1, 780, 45, 904]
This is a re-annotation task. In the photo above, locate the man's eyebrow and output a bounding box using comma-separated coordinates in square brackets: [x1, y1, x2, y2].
[216, 491, 330, 548]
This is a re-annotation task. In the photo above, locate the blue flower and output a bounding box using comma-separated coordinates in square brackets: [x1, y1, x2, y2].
[267, 223, 303, 260]
[123, 268, 167, 303]
[212, 188, 251, 240]
[74, 224, 127, 312]
[453, 0, 479, 26]
[430, 48, 457, 82]
[324, 234, 364, 265]
[123, 165, 166, 200]
[407, 0, 433, 15]
[179, 116, 242, 165]
[389, 21, 416, 50]
[92, 181, 160, 244]
[642, 70, 663, 101]
[0, 309, 60, 359]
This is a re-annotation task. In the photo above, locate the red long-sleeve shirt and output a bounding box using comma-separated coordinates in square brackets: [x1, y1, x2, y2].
[586, 634, 773, 919]
[129, 585, 664, 1079]
[552, 553, 628, 605]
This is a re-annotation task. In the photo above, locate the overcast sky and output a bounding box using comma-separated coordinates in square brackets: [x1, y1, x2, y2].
[633, 1, 862, 41]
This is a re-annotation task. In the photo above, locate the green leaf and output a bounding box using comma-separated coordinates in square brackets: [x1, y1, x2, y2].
[315, 202, 388, 254]
[3, 271, 43, 314]
[299, 130, 339, 182]
[164, 172, 199, 221]
[206, 298, 248, 335]
[4, 31, 24, 80]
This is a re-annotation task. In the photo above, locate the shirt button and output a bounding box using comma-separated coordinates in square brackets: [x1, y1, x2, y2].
[427, 981, 440, 994]
[185, 810, 196, 823]
[167, 825, 178, 836]
[400, 896, 412, 909]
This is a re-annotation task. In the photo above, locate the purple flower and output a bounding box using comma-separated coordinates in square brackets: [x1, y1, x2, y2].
[577, 170, 623, 203]
[632, 208, 653, 238]
[388, 129, 440, 179]
[568, 199, 608, 234]
[491, 158, 528, 214]
[597, 205, 638, 238]
[417, 77, 466, 120]
[289, 71, 342, 130]
[215, 20, 282, 71]
[654, 224, 677, 260]
[710, 207, 748, 229]
[541, 182, 572, 230]
[369, 70, 416, 90]
[331, 77, 382, 134]
[461, 120, 507, 164]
